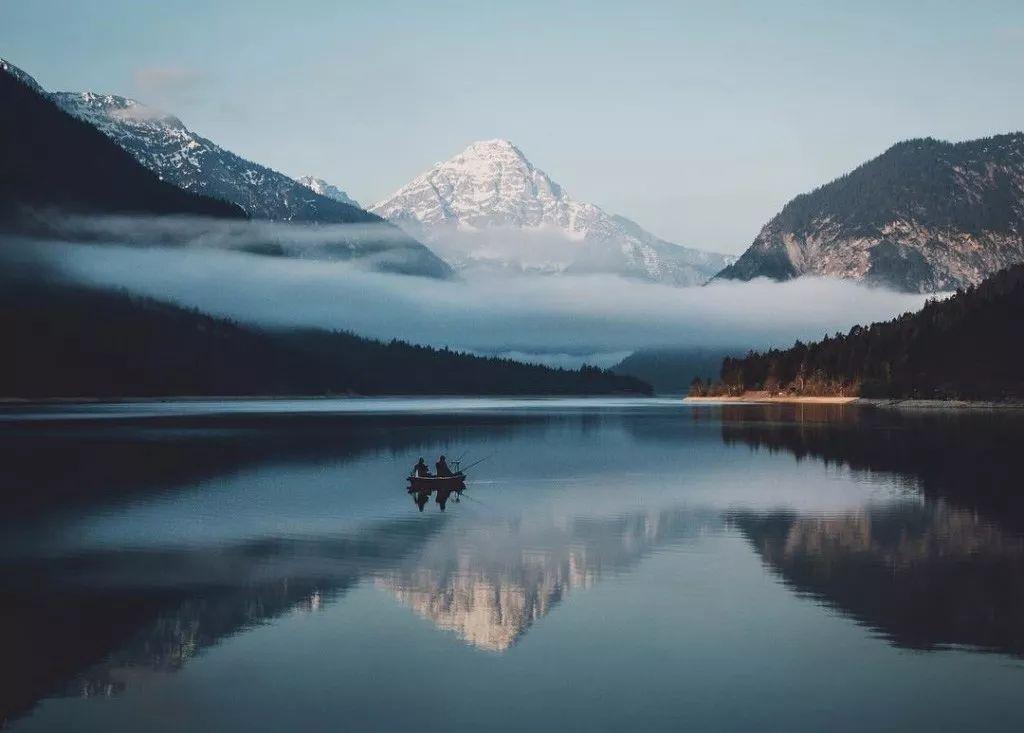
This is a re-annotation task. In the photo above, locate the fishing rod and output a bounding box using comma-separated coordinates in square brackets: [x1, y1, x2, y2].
[460, 452, 496, 474]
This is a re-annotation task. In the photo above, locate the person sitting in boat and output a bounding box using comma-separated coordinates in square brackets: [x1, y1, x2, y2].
[413, 458, 431, 477]
[435, 455, 453, 477]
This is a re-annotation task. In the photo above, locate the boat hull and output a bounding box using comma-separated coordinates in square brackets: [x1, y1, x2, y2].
[407, 474, 466, 491]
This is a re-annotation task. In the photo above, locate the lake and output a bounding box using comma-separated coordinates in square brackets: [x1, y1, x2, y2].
[2, 397, 1023, 731]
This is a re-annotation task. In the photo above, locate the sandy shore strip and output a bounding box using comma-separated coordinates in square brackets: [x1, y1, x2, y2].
[685, 393, 857, 405]
[684, 393, 1024, 409]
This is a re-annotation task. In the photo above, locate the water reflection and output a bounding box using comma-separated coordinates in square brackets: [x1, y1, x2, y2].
[1, 516, 444, 725]
[381, 508, 719, 650]
[2, 400, 1024, 730]
[722, 403, 1024, 657]
[1, 405, 694, 724]
[409, 486, 465, 512]
[719, 403, 1024, 532]
[0, 410, 550, 520]
[732, 504, 1024, 655]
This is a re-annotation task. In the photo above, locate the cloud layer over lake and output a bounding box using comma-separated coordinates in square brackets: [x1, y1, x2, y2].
[20, 220, 933, 365]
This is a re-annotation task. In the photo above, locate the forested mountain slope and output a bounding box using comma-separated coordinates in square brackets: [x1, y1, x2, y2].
[715, 264, 1024, 399]
[1, 274, 650, 398]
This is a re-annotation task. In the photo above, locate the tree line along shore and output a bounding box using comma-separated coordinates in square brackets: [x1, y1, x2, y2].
[688, 264, 1024, 402]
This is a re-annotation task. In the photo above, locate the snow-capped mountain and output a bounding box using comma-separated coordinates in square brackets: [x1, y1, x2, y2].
[297, 176, 360, 208]
[0, 69, 450, 278]
[371, 139, 732, 285]
[51, 91, 375, 225]
[0, 59, 241, 224]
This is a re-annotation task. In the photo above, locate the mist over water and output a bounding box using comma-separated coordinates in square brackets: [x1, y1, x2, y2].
[22, 219, 932, 362]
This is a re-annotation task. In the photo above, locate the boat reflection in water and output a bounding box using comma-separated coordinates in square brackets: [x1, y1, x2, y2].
[409, 485, 465, 511]
[407, 473, 467, 512]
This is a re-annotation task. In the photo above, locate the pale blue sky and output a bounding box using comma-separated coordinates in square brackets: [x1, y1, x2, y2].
[3, 0, 1022, 252]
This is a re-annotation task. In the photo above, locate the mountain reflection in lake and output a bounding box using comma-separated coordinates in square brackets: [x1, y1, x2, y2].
[2, 398, 1023, 732]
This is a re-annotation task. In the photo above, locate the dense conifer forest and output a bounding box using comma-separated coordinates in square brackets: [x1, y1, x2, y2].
[769, 135, 1024, 237]
[696, 264, 1024, 400]
[1, 275, 650, 398]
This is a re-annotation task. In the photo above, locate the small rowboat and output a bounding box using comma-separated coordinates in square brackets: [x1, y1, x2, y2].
[407, 473, 466, 491]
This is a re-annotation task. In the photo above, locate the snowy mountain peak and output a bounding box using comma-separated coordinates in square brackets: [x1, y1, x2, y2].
[471, 138, 517, 149]
[372, 139, 570, 231]
[297, 175, 360, 208]
[444, 139, 540, 181]
[461, 138, 528, 159]
[371, 140, 731, 285]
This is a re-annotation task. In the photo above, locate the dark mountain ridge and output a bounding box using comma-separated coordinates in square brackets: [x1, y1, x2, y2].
[0, 64, 241, 223]
[50, 89, 379, 226]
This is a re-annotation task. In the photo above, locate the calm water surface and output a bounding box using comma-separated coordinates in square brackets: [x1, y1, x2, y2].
[1, 398, 1023, 731]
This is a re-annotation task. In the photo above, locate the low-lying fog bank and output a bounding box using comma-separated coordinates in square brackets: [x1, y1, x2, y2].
[22, 233, 933, 367]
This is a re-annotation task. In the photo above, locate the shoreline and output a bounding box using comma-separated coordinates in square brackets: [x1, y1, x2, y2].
[1, 393, 1021, 411]
[0, 392, 655, 406]
[684, 393, 1024, 410]
[685, 394, 857, 405]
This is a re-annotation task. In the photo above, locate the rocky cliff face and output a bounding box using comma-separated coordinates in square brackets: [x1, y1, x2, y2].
[372, 139, 732, 285]
[717, 134, 1024, 292]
